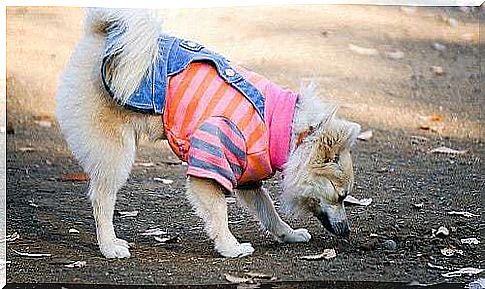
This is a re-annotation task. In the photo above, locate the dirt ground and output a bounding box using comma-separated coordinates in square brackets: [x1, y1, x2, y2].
[5, 5, 484, 287]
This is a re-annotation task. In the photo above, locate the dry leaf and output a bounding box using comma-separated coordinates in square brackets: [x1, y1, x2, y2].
[461, 238, 480, 245]
[357, 130, 373, 141]
[427, 263, 446, 270]
[153, 178, 173, 185]
[34, 120, 52, 128]
[430, 66, 445, 76]
[61, 172, 89, 182]
[18, 147, 35, 152]
[141, 228, 167, 236]
[13, 250, 52, 258]
[65, 261, 86, 268]
[224, 273, 252, 284]
[68, 228, 80, 234]
[0, 232, 20, 242]
[441, 267, 483, 278]
[119, 211, 139, 218]
[344, 195, 372, 206]
[245, 272, 273, 279]
[301, 248, 336, 260]
[431, 42, 446, 51]
[348, 44, 379, 56]
[441, 247, 463, 257]
[434, 226, 449, 238]
[447, 211, 478, 218]
[430, 146, 467, 155]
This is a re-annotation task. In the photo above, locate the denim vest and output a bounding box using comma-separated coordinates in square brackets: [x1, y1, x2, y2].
[101, 32, 265, 118]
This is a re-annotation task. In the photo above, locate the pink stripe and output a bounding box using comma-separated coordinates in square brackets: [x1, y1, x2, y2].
[185, 75, 225, 133]
[243, 114, 267, 152]
[227, 100, 251, 125]
[210, 86, 239, 116]
[187, 167, 234, 191]
[172, 65, 211, 134]
[194, 130, 244, 167]
[191, 147, 242, 179]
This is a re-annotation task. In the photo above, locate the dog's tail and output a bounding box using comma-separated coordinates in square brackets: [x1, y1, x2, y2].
[84, 8, 163, 104]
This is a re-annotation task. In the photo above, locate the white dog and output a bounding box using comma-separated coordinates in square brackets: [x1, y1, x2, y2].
[56, 8, 361, 259]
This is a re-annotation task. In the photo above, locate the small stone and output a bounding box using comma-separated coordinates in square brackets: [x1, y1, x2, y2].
[382, 239, 397, 251]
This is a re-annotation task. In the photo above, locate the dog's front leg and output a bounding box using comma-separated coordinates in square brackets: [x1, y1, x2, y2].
[186, 176, 254, 258]
[236, 186, 311, 243]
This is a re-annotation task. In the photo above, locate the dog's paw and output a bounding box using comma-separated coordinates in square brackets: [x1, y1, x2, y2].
[99, 238, 131, 258]
[280, 228, 312, 243]
[217, 242, 255, 258]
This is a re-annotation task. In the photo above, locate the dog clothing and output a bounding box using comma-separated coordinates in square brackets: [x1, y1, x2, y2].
[102, 34, 298, 191]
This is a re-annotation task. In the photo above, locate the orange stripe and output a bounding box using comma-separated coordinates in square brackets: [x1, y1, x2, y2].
[179, 68, 218, 137]
[167, 64, 201, 125]
[246, 123, 265, 151]
[237, 104, 256, 130]
[197, 79, 228, 127]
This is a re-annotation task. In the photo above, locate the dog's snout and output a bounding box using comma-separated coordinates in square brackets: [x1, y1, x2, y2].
[332, 221, 350, 238]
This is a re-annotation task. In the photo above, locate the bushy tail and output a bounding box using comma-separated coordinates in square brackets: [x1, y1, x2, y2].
[84, 8, 163, 104]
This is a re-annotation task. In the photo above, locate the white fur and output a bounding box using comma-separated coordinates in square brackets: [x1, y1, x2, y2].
[56, 8, 360, 259]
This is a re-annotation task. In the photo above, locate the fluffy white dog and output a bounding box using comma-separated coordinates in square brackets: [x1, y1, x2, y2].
[56, 8, 361, 259]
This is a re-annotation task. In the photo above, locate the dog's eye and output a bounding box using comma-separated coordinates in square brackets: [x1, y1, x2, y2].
[333, 154, 340, 163]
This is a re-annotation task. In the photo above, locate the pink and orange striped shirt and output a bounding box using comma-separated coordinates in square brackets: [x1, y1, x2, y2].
[163, 62, 298, 191]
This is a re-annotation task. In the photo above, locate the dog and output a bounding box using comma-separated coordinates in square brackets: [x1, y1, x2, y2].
[56, 8, 361, 259]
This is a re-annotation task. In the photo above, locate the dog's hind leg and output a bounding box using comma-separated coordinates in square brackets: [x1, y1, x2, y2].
[186, 176, 255, 258]
[236, 186, 311, 243]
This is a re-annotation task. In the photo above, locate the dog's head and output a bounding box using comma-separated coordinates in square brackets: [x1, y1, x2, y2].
[282, 89, 360, 238]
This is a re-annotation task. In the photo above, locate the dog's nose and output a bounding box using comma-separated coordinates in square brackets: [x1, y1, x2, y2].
[332, 221, 350, 238]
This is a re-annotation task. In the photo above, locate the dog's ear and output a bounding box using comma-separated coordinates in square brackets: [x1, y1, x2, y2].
[314, 105, 338, 136]
[343, 121, 361, 147]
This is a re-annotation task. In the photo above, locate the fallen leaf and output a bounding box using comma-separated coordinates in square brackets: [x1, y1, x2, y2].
[224, 273, 252, 284]
[461, 238, 480, 245]
[18, 147, 35, 152]
[34, 120, 52, 128]
[427, 262, 447, 270]
[430, 66, 445, 76]
[369, 233, 378, 238]
[0, 232, 20, 242]
[348, 44, 379, 56]
[357, 130, 373, 141]
[245, 272, 273, 279]
[431, 42, 446, 51]
[154, 236, 179, 243]
[434, 226, 449, 238]
[413, 203, 424, 208]
[119, 210, 139, 218]
[141, 228, 167, 236]
[448, 211, 479, 217]
[429, 146, 467, 155]
[344, 195, 372, 206]
[61, 172, 89, 182]
[13, 250, 52, 258]
[441, 267, 483, 278]
[28, 200, 38, 208]
[441, 247, 463, 257]
[68, 228, 80, 234]
[153, 178, 174, 185]
[301, 248, 336, 260]
[65, 261, 86, 268]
